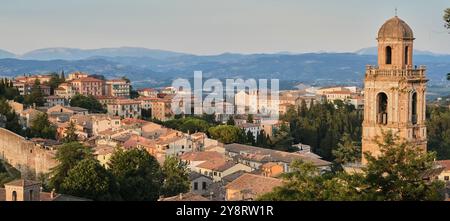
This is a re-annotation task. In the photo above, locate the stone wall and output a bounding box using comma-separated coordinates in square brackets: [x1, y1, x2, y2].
[0, 128, 58, 177]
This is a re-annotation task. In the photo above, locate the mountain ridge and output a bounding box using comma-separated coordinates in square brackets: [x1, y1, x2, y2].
[0, 46, 448, 60]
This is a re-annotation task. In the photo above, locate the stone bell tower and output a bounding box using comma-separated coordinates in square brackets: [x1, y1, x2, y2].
[361, 16, 428, 164]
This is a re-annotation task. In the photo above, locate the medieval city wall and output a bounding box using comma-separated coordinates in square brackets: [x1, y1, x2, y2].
[0, 128, 58, 177]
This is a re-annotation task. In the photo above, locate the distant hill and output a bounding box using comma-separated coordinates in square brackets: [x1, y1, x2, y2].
[19, 47, 188, 60]
[0, 50, 16, 59]
[0, 48, 449, 90]
[355, 47, 444, 56]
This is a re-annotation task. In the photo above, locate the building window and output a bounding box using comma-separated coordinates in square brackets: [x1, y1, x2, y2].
[377, 92, 388, 125]
[445, 176, 449, 181]
[12, 191, 17, 201]
[411, 92, 417, 125]
[386, 46, 392, 64]
[194, 182, 198, 190]
[202, 182, 207, 190]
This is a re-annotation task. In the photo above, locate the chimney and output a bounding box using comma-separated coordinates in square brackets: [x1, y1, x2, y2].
[179, 193, 183, 200]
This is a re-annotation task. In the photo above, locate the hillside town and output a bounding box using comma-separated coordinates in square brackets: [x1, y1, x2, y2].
[0, 70, 340, 201]
[0, 14, 450, 202]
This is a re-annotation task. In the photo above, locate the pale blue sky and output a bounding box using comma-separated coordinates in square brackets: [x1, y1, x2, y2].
[0, 0, 448, 55]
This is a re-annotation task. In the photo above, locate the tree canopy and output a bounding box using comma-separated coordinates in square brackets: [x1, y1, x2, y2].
[281, 101, 362, 161]
[70, 94, 105, 113]
[161, 156, 190, 197]
[332, 133, 361, 165]
[0, 98, 24, 135]
[49, 142, 93, 191]
[24, 80, 45, 107]
[444, 8, 450, 30]
[426, 105, 450, 159]
[259, 131, 445, 201]
[108, 148, 163, 201]
[63, 121, 78, 143]
[28, 112, 56, 139]
[61, 158, 120, 201]
[208, 125, 241, 144]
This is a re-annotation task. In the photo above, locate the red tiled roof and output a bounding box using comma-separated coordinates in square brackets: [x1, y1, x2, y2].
[71, 77, 104, 82]
[138, 88, 157, 92]
[180, 151, 224, 162]
[225, 173, 283, 195]
[438, 160, 450, 171]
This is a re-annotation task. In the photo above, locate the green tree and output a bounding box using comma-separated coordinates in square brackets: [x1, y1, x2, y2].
[47, 72, 65, 94]
[332, 133, 361, 165]
[247, 114, 254, 123]
[281, 101, 362, 161]
[363, 131, 445, 201]
[246, 130, 255, 145]
[444, 8, 450, 30]
[108, 148, 163, 201]
[258, 160, 364, 201]
[259, 132, 445, 201]
[24, 79, 45, 107]
[208, 125, 241, 144]
[0, 159, 21, 187]
[226, 116, 235, 125]
[70, 94, 105, 113]
[29, 113, 56, 139]
[179, 118, 210, 134]
[161, 156, 190, 197]
[426, 106, 450, 159]
[0, 98, 24, 135]
[269, 124, 295, 151]
[49, 142, 93, 191]
[63, 121, 78, 143]
[61, 158, 119, 201]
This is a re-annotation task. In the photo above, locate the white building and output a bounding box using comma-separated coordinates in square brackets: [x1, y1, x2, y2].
[238, 123, 261, 141]
[105, 79, 130, 98]
[107, 99, 141, 119]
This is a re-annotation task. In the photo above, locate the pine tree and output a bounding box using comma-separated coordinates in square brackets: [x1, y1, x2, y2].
[63, 121, 78, 143]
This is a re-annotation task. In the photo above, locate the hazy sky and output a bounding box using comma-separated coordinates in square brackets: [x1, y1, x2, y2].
[0, 0, 448, 55]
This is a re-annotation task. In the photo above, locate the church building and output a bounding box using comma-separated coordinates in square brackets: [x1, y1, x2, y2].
[362, 16, 428, 164]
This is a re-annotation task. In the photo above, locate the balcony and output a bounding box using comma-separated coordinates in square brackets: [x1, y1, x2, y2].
[366, 65, 426, 78]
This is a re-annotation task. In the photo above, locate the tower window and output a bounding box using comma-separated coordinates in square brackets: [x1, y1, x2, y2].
[385, 46, 392, 65]
[411, 92, 417, 124]
[377, 93, 388, 125]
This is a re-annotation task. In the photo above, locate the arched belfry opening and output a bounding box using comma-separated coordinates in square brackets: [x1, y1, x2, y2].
[377, 92, 388, 125]
[411, 92, 417, 124]
[405, 46, 409, 65]
[385, 46, 392, 65]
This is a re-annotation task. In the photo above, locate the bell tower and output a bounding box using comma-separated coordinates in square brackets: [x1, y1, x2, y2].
[361, 16, 428, 164]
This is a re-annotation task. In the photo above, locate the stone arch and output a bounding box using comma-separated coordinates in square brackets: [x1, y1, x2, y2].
[377, 92, 388, 125]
